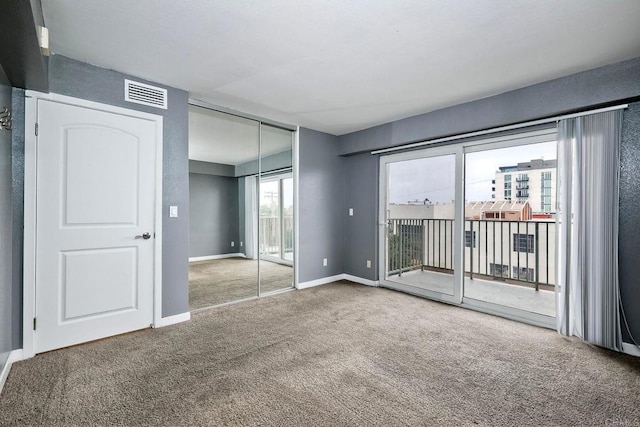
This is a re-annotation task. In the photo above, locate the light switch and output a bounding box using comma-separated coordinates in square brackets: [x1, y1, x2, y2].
[349, 208, 354, 216]
[169, 205, 178, 218]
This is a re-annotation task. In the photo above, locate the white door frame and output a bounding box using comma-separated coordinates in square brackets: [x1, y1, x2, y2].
[22, 91, 164, 358]
[378, 145, 465, 305]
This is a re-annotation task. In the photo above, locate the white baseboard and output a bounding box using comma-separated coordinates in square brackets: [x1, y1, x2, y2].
[155, 311, 191, 328]
[297, 274, 345, 289]
[297, 274, 379, 290]
[0, 349, 25, 395]
[189, 253, 245, 262]
[343, 274, 379, 287]
[622, 342, 640, 357]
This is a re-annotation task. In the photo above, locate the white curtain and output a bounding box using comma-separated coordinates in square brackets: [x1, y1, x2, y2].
[244, 176, 258, 260]
[556, 109, 623, 351]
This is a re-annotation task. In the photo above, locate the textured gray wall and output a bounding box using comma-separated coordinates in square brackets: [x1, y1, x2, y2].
[339, 57, 640, 155]
[11, 90, 25, 350]
[343, 153, 379, 281]
[189, 173, 240, 258]
[0, 80, 12, 367]
[619, 102, 640, 343]
[298, 128, 344, 282]
[49, 55, 190, 317]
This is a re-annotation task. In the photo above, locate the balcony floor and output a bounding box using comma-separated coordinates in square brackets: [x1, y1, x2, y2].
[387, 269, 556, 317]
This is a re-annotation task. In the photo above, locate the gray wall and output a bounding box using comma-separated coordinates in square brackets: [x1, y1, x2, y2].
[298, 128, 345, 282]
[339, 57, 640, 155]
[343, 153, 379, 281]
[11, 90, 25, 351]
[619, 102, 640, 343]
[0, 79, 13, 367]
[49, 55, 190, 317]
[189, 173, 240, 258]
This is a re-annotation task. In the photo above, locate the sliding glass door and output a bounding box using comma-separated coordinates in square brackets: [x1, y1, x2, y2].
[463, 140, 557, 319]
[379, 128, 558, 325]
[380, 146, 463, 304]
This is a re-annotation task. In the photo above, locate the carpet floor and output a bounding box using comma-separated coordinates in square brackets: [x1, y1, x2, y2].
[189, 257, 293, 310]
[2, 282, 640, 426]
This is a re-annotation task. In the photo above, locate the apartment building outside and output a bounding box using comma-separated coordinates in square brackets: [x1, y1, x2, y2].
[493, 159, 557, 213]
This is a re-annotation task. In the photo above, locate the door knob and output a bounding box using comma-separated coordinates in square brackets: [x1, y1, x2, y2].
[135, 232, 151, 240]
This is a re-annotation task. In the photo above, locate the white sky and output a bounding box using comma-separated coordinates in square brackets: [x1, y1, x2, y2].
[388, 141, 557, 204]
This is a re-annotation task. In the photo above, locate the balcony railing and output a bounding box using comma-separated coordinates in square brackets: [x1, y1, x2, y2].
[387, 218, 556, 291]
[260, 216, 294, 256]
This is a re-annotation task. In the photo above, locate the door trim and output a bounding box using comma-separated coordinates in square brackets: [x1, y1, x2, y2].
[23, 91, 164, 358]
[378, 145, 464, 305]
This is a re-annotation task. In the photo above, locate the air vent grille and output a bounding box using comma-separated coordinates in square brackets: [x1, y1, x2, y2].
[124, 79, 167, 109]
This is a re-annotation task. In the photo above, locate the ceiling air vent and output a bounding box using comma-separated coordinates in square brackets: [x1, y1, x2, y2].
[124, 79, 168, 109]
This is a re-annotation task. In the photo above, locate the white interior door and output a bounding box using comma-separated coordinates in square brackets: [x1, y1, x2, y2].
[35, 99, 158, 353]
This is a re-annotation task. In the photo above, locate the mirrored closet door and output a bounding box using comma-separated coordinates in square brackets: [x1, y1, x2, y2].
[187, 106, 295, 311]
[259, 124, 294, 294]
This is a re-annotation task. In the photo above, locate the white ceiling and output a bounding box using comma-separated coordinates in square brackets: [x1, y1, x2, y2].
[188, 105, 292, 165]
[42, 0, 640, 136]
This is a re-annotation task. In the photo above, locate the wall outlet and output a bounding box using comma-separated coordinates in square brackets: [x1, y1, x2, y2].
[323, 258, 328, 267]
[231, 241, 234, 247]
[366, 260, 372, 268]
[349, 208, 354, 216]
[240, 241, 243, 247]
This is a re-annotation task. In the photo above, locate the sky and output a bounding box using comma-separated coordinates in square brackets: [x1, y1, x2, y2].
[388, 141, 557, 204]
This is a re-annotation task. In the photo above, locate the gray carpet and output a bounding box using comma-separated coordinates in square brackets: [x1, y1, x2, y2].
[189, 257, 293, 310]
[2, 282, 640, 426]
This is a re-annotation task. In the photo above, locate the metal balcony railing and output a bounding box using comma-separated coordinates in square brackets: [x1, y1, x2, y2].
[386, 218, 556, 291]
[260, 216, 294, 256]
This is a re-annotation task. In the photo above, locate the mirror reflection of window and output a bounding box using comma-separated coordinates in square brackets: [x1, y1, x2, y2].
[259, 124, 294, 294]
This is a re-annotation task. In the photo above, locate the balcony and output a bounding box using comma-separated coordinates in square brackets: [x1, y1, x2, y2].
[386, 218, 556, 317]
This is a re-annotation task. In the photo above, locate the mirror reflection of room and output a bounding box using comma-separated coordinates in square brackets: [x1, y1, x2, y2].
[187, 106, 294, 311]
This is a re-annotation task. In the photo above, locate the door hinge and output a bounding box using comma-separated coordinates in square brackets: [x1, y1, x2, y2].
[35, 123, 38, 136]
[33, 317, 36, 330]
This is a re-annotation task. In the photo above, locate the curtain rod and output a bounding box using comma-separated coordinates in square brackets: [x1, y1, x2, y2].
[371, 104, 628, 155]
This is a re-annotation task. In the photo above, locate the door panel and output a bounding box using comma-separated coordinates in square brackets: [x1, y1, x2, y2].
[64, 128, 139, 225]
[382, 152, 459, 299]
[35, 100, 157, 353]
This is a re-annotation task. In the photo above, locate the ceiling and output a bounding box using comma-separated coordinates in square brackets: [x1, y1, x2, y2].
[188, 105, 292, 165]
[42, 1, 640, 136]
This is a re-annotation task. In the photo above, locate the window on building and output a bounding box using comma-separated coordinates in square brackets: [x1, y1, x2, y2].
[541, 171, 553, 212]
[490, 263, 509, 278]
[513, 233, 534, 253]
[512, 266, 535, 282]
[465, 230, 476, 248]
